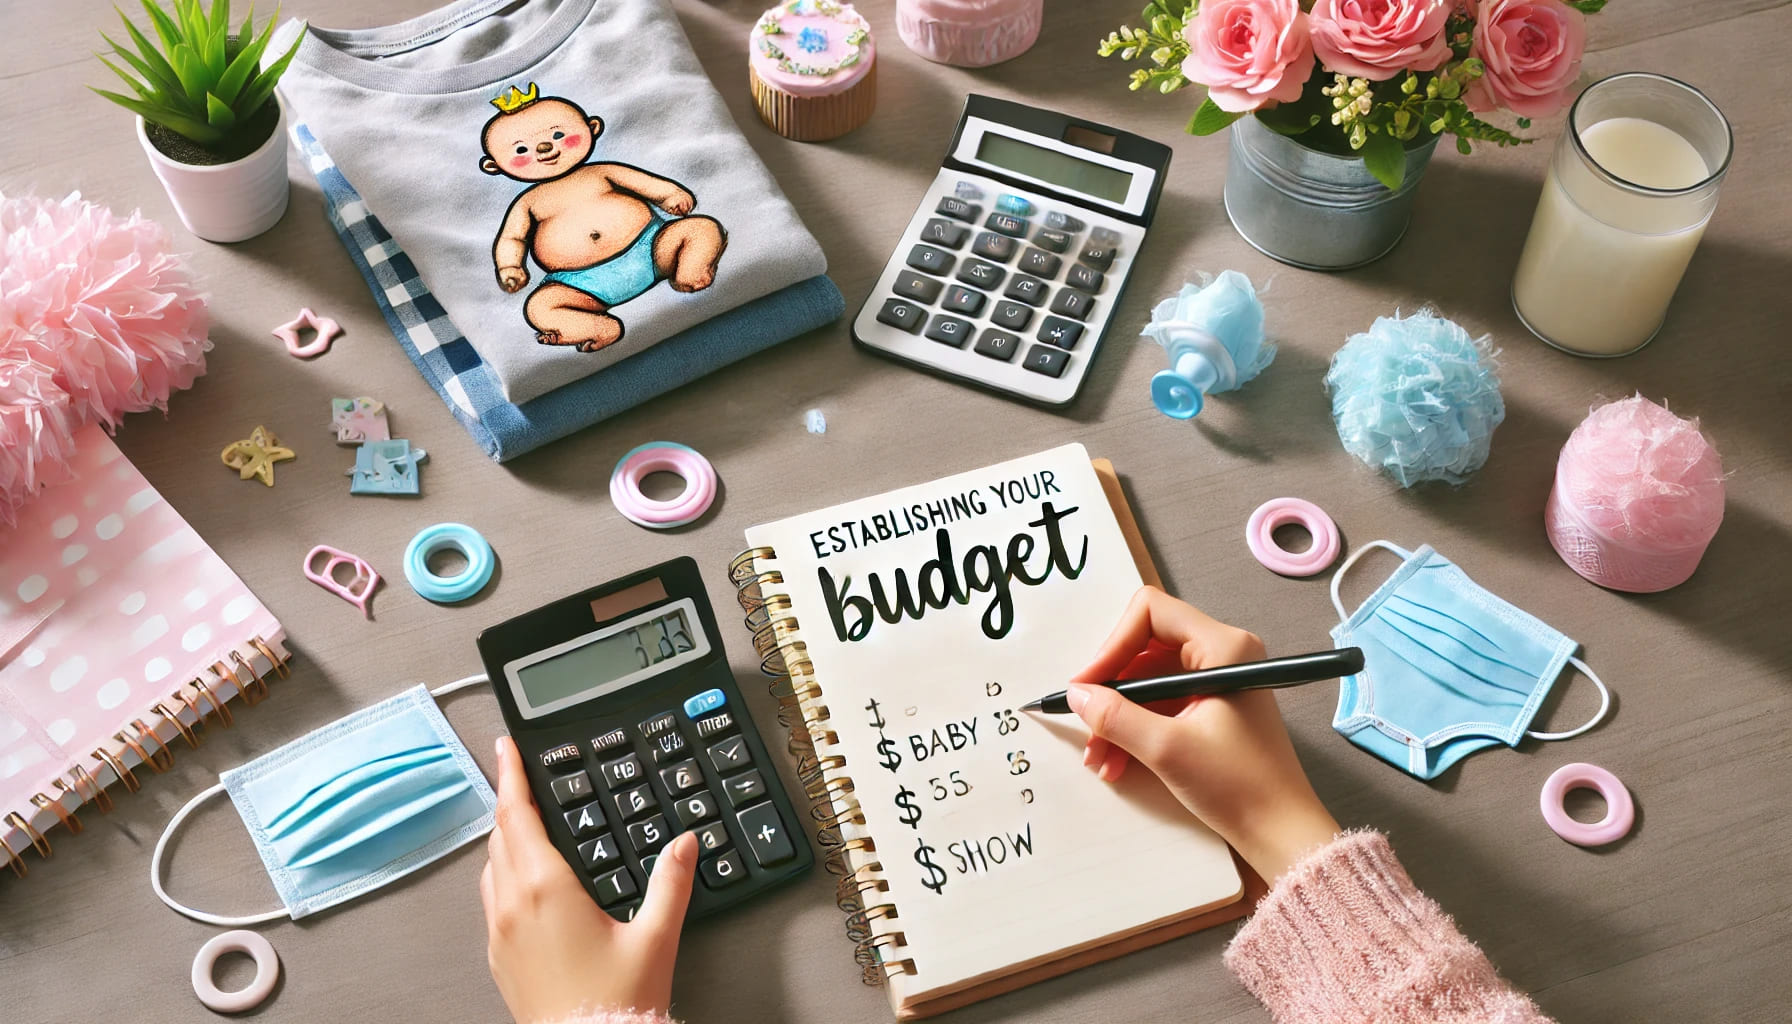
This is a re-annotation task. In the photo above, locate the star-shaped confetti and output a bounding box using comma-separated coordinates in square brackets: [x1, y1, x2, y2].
[273, 307, 343, 358]
[221, 426, 295, 486]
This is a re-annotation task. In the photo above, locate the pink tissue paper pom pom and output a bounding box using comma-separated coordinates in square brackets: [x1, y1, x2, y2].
[0, 191, 210, 525]
[1546, 394, 1725, 593]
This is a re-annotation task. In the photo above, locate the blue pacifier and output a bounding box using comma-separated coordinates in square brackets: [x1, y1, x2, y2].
[403, 523, 495, 603]
[1143, 271, 1275, 420]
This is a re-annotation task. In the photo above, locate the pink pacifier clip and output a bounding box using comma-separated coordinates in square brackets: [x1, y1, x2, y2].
[1540, 762, 1636, 848]
[1246, 497, 1342, 577]
[303, 545, 381, 617]
[609, 442, 718, 530]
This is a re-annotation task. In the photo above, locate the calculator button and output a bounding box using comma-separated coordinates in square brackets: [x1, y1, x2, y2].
[593, 866, 639, 906]
[1045, 211, 1085, 232]
[891, 272, 943, 305]
[549, 771, 595, 808]
[651, 730, 689, 764]
[706, 737, 752, 774]
[1038, 316, 1086, 351]
[984, 212, 1029, 238]
[1077, 242, 1115, 271]
[956, 258, 1005, 289]
[694, 711, 737, 740]
[907, 244, 955, 276]
[974, 328, 1022, 362]
[1090, 226, 1122, 246]
[638, 853, 658, 877]
[1003, 274, 1049, 307]
[626, 814, 671, 855]
[1018, 248, 1062, 279]
[540, 743, 581, 770]
[935, 196, 981, 222]
[941, 285, 987, 316]
[722, 769, 768, 808]
[601, 754, 644, 789]
[565, 803, 606, 839]
[693, 821, 732, 853]
[919, 218, 970, 249]
[1023, 344, 1071, 378]
[701, 851, 748, 890]
[924, 314, 974, 348]
[682, 688, 727, 720]
[970, 231, 1017, 262]
[1033, 228, 1074, 254]
[953, 181, 985, 200]
[990, 301, 1033, 331]
[614, 783, 655, 820]
[672, 790, 720, 828]
[660, 759, 704, 795]
[637, 711, 678, 742]
[995, 194, 1036, 217]
[590, 728, 629, 756]
[1049, 288, 1097, 321]
[607, 900, 640, 922]
[1065, 263, 1104, 293]
[578, 832, 622, 870]
[875, 298, 925, 333]
[737, 802, 797, 867]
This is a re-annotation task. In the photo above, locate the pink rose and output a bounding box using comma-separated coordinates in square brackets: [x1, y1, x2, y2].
[1466, 0, 1586, 118]
[1181, 0, 1316, 113]
[1310, 0, 1452, 80]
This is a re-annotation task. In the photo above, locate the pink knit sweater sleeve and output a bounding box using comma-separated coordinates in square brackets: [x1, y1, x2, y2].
[1224, 831, 1553, 1024]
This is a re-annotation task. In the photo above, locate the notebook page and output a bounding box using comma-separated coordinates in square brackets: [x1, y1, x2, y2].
[746, 444, 1240, 1002]
[0, 424, 282, 823]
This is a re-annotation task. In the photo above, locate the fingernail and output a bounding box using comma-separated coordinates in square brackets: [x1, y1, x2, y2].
[1082, 746, 1099, 767]
[1065, 684, 1092, 714]
[494, 736, 504, 756]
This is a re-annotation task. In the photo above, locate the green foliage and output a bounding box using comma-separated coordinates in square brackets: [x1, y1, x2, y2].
[93, 0, 304, 153]
[1099, 3, 1194, 95]
[1359, 131, 1407, 190]
[1567, 0, 1607, 11]
[1187, 96, 1242, 136]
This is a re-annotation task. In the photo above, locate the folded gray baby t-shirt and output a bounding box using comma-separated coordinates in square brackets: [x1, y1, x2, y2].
[274, 0, 829, 404]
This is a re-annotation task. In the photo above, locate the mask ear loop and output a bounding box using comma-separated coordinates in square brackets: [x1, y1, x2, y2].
[150, 782, 287, 927]
[1527, 656, 1612, 741]
[1329, 540, 1415, 622]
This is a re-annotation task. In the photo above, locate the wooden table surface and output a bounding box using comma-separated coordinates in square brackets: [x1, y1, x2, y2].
[3, 1, 1788, 1021]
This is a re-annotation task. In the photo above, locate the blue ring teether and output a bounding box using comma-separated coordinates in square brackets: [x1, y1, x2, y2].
[403, 523, 495, 604]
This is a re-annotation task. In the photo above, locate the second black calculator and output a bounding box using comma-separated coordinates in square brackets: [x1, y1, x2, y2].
[476, 558, 812, 920]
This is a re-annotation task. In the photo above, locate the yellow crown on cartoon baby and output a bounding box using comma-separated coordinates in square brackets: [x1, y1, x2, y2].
[490, 83, 540, 113]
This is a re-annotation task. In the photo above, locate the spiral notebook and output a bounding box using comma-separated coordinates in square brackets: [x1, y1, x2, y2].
[0, 424, 290, 877]
[730, 444, 1258, 1019]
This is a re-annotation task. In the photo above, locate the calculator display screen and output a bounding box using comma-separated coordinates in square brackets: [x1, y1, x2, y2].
[515, 608, 699, 709]
[975, 134, 1134, 203]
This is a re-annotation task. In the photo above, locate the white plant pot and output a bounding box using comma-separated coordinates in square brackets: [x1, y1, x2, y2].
[136, 105, 290, 243]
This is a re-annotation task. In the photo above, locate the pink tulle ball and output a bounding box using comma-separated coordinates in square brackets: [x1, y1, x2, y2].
[0, 192, 210, 524]
[1546, 394, 1725, 593]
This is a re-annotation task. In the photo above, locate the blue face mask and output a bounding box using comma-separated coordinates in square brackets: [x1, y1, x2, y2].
[151, 681, 496, 924]
[1329, 541, 1611, 780]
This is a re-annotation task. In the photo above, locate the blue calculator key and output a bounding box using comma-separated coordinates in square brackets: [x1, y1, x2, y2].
[701, 850, 748, 890]
[565, 803, 606, 839]
[550, 771, 594, 807]
[984, 212, 1029, 238]
[683, 688, 727, 720]
[995, 194, 1036, 216]
[1044, 210, 1085, 232]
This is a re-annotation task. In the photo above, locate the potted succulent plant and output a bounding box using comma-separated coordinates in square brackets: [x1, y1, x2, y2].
[93, 0, 304, 243]
[1101, 0, 1604, 269]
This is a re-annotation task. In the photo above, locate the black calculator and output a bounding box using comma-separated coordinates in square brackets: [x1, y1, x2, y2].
[852, 94, 1173, 406]
[477, 558, 812, 921]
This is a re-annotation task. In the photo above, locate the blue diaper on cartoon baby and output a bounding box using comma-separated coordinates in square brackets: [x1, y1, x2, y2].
[545, 212, 669, 306]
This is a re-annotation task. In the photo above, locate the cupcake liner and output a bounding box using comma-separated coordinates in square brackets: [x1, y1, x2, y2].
[750, 62, 877, 142]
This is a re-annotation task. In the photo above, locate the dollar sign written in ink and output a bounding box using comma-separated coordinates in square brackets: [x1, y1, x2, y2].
[876, 733, 902, 773]
[865, 698, 885, 730]
[914, 837, 947, 895]
[893, 785, 922, 829]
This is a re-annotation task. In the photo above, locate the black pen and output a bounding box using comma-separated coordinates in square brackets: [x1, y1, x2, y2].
[1019, 647, 1365, 714]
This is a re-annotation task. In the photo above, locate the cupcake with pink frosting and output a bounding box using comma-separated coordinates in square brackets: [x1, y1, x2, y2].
[749, 1, 877, 142]
[895, 0, 1042, 67]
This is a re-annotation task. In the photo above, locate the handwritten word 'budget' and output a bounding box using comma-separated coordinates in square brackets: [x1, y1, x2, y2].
[819, 502, 1089, 642]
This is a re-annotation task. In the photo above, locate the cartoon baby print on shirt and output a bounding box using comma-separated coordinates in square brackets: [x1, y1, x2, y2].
[480, 84, 728, 353]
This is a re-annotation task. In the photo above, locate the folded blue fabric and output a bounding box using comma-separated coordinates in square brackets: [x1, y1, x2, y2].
[294, 123, 844, 461]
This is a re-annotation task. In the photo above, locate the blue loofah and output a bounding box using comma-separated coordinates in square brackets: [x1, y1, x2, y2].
[1142, 271, 1277, 419]
[1324, 310, 1505, 487]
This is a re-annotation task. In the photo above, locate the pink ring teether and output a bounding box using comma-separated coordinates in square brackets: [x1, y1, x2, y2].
[1540, 762, 1635, 847]
[1246, 497, 1341, 577]
[609, 442, 718, 530]
[191, 929, 280, 1014]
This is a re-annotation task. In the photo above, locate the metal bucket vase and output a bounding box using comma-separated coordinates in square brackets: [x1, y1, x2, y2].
[1223, 115, 1440, 271]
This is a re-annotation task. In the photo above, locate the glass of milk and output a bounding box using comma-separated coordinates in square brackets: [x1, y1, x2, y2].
[1512, 73, 1732, 356]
